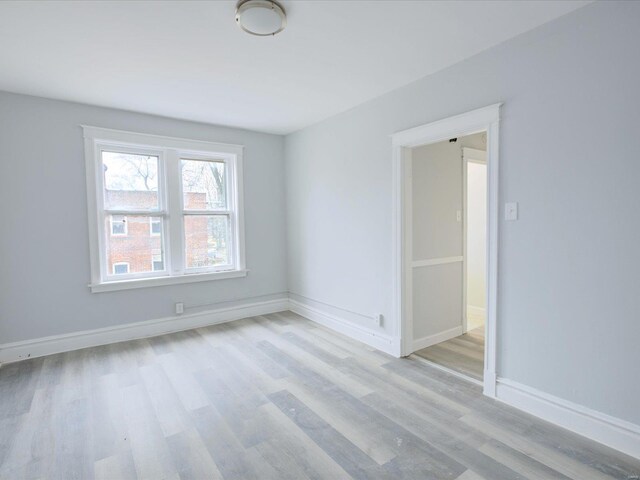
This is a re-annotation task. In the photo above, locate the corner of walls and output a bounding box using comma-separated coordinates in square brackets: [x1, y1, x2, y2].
[288, 293, 397, 357]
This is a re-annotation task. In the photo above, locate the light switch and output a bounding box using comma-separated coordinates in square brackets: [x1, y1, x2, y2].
[456, 210, 462, 222]
[505, 202, 518, 221]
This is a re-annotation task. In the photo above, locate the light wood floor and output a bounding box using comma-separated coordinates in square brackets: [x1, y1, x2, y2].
[414, 327, 485, 381]
[1, 312, 638, 479]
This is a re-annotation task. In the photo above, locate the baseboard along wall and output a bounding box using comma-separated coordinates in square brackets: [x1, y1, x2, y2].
[496, 378, 640, 460]
[0, 297, 289, 364]
[1, 293, 639, 460]
[411, 325, 463, 352]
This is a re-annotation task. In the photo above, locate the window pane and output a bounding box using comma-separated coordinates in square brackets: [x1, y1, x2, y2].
[181, 160, 226, 210]
[103, 151, 159, 210]
[104, 216, 165, 276]
[184, 215, 230, 268]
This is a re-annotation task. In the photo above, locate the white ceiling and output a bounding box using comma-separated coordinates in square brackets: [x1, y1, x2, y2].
[0, 1, 589, 135]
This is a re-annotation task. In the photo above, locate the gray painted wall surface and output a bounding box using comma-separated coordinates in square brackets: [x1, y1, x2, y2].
[412, 140, 463, 340]
[412, 141, 463, 262]
[285, 1, 640, 424]
[0, 92, 287, 344]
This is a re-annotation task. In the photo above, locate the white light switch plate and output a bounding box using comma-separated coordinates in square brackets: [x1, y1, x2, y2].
[456, 210, 462, 222]
[505, 202, 518, 221]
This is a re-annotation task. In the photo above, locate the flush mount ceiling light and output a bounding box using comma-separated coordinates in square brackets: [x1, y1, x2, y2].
[235, 0, 286, 36]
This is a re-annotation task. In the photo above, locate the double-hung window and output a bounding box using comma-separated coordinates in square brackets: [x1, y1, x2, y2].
[84, 126, 246, 292]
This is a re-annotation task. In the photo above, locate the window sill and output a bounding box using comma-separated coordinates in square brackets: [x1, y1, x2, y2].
[89, 269, 248, 293]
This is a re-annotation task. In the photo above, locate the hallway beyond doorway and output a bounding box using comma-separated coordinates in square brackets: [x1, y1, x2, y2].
[414, 326, 484, 381]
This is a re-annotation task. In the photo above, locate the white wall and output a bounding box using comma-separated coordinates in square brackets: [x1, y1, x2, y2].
[0, 92, 287, 344]
[285, 1, 640, 425]
[466, 161, 487, 313]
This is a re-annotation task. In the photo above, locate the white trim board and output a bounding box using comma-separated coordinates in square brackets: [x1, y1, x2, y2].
[412, 326, 463, 352]
[0, 298, 288, 364]
[289, 298, 396, 356]
[391, 103, 501, 399]
[496, 378, 640, 460]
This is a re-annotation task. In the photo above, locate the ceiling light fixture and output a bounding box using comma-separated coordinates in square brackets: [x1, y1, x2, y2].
[235, 0, 286, 36]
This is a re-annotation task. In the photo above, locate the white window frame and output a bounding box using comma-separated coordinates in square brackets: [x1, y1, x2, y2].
[83, 126, 247, 293]
[112, 262, 130, 275]
[110, 215, 128, 236]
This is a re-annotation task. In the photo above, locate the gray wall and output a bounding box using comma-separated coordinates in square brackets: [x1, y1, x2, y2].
[0, 92, 287, 344]
[285, 1, 640, 424]
[412, 140, 463, 339]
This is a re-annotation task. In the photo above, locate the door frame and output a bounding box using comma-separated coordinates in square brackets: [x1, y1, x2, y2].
[391, 103, 501, 397]
[462, 147, 487, 334]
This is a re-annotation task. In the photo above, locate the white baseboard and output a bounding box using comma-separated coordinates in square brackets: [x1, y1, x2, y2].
[496, 378, 640, 460]
[288, 298, 397, 356]
[412, 325, 463, 352]
[0, 298, 289, 364]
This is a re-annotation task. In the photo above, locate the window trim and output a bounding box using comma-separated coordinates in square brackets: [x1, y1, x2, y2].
[83, 126, 247, 293]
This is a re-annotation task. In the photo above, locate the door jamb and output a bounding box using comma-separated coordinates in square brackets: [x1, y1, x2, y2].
[462, 147, 487, 334]
[391, 103, 501, 398]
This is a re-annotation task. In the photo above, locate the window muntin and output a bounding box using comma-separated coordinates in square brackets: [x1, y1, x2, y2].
[85, 127, 245, 289]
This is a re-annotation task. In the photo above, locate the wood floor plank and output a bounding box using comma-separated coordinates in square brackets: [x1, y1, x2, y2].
[1, 312, 639, 480]
[94, 451, 137, 480]
[165, 427, 224, 480]
[190, 405, 264, 480]
[414, 327, 485, 381]
[268, 389, 393, 480]
[121, 383, 178, 479]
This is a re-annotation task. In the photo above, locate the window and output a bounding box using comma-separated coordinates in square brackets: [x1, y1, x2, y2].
[84, 126, 246, 292]
[150, 217, 161, 236]
[152, 251, 164, 271]
[110, 215, 127, 236]
[113, 262, 130, 275]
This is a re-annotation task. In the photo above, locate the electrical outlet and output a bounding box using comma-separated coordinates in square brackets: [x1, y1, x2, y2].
[505, 202, 518, 221]
[375, 313, 383, 327]
[175, 302, 184, 315]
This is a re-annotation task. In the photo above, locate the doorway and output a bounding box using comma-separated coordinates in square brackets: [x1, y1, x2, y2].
[391, 104, 501, 396]
[410, 138, 487, 382]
